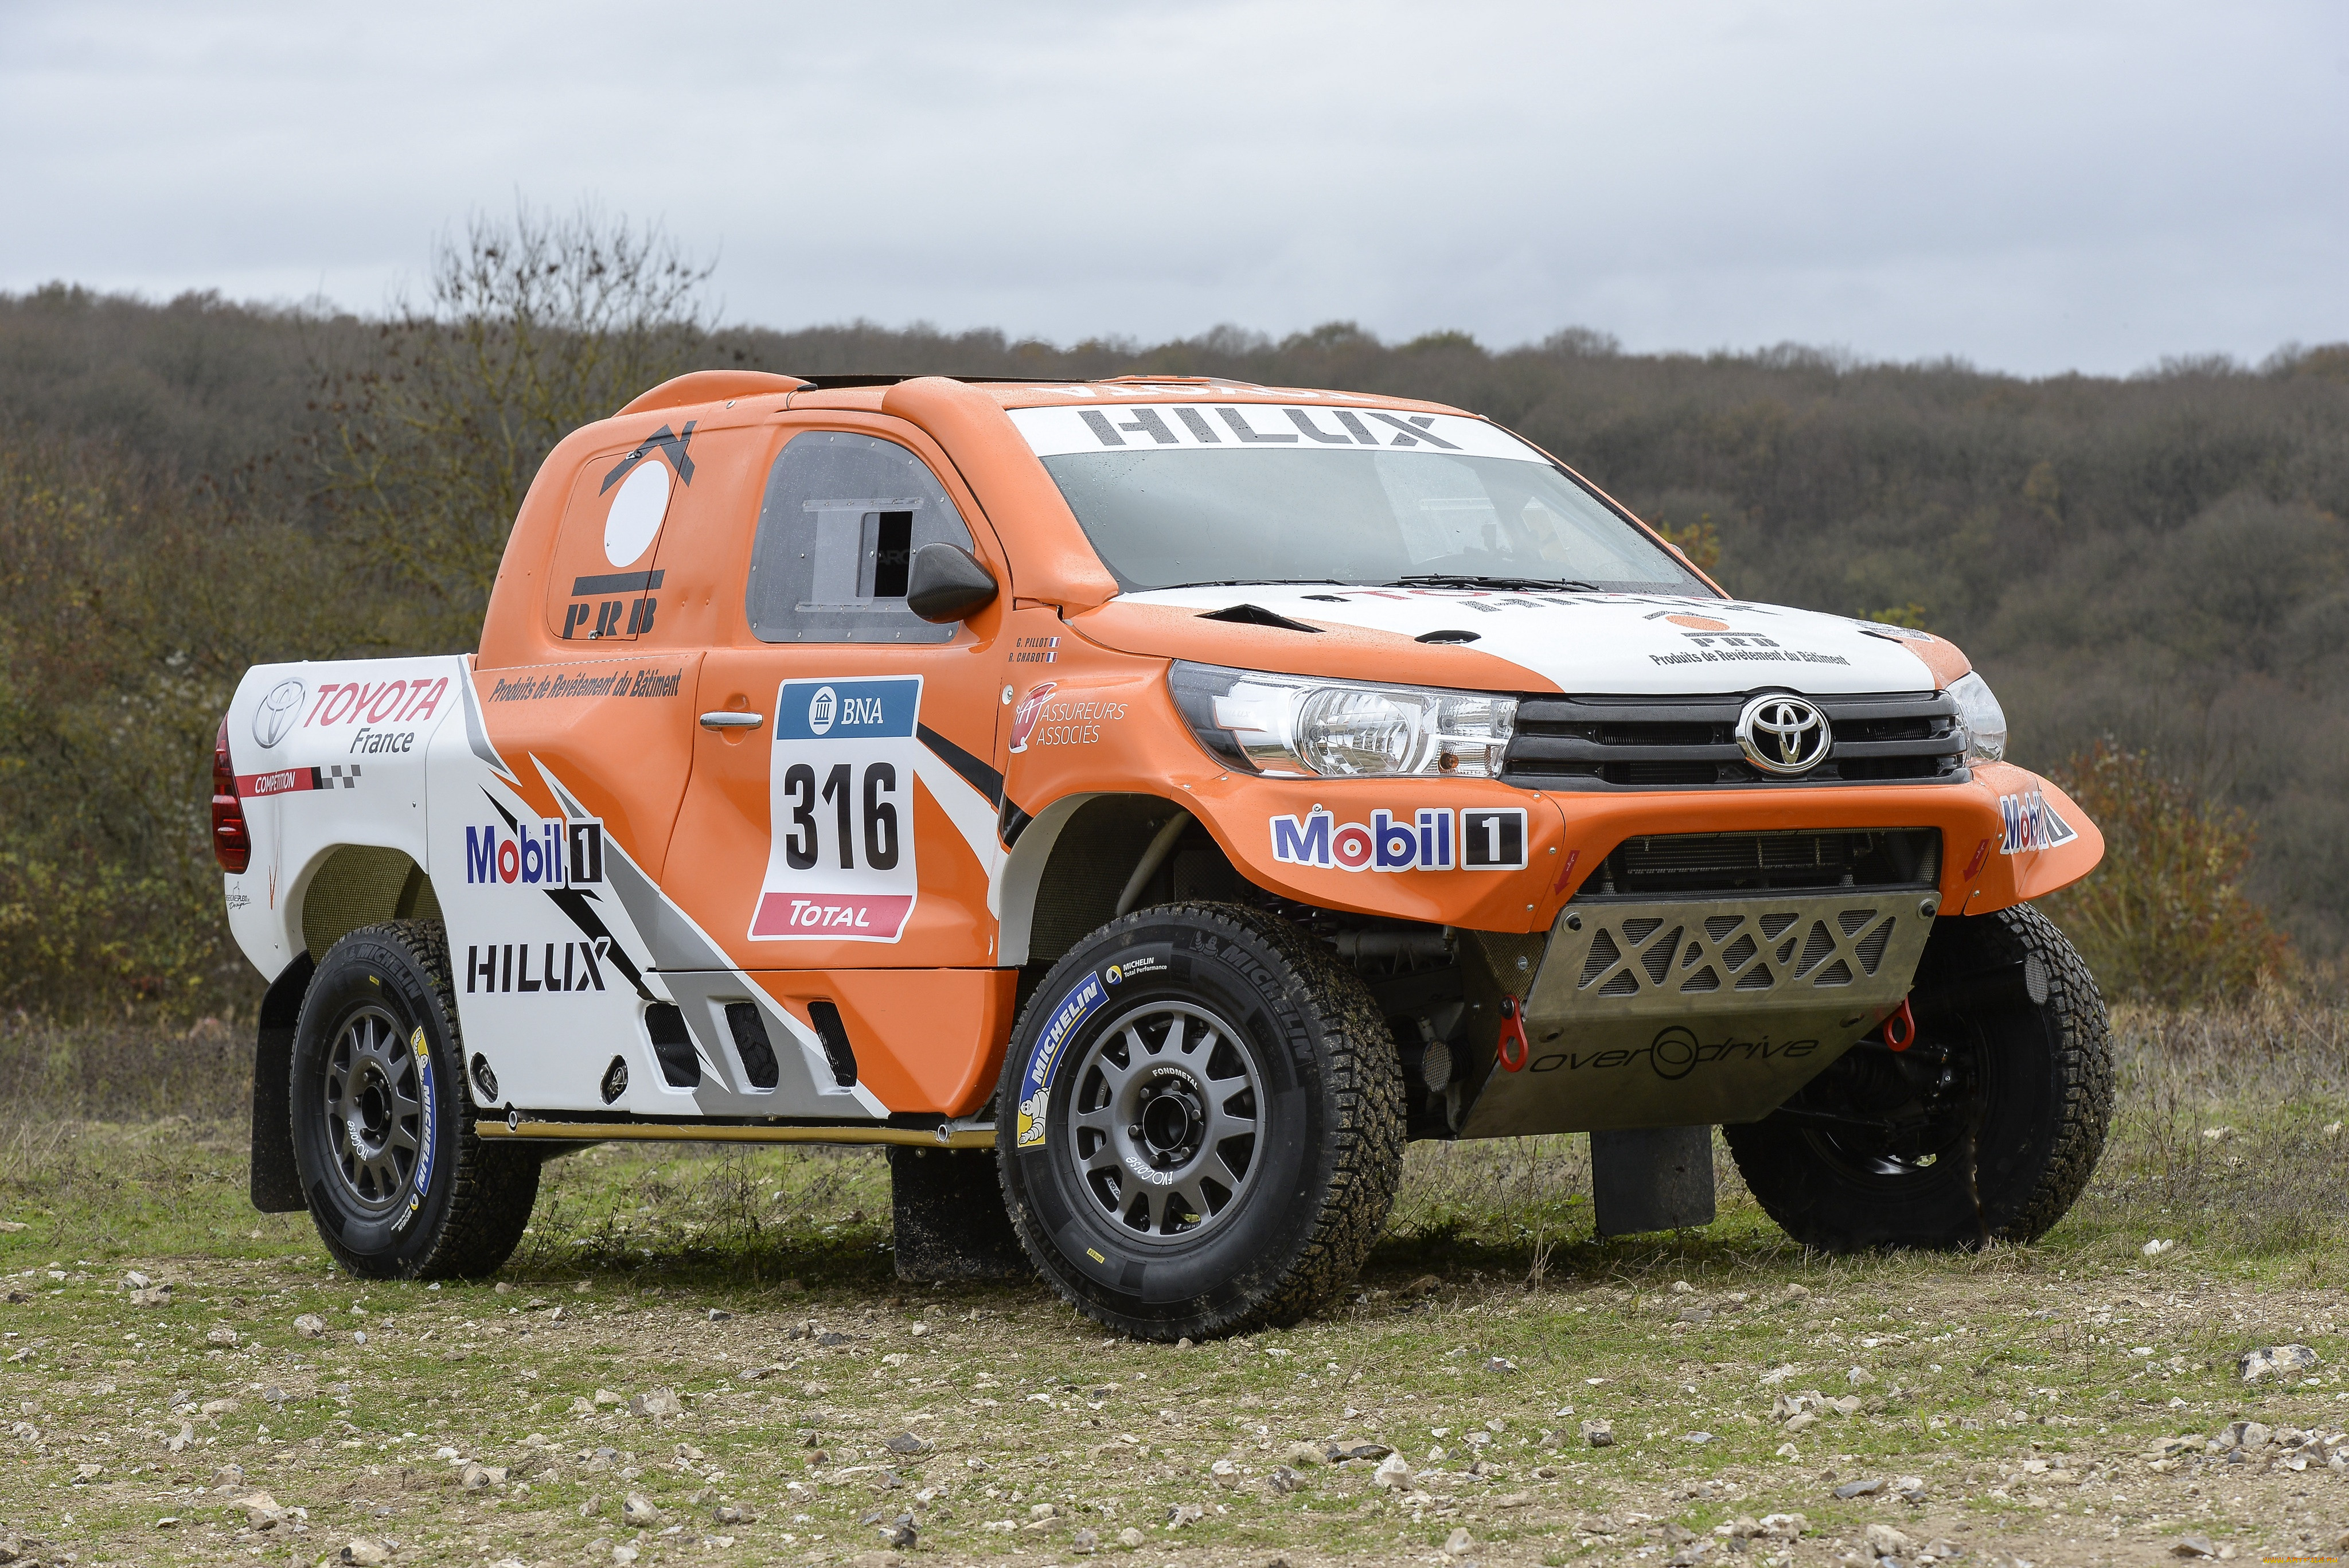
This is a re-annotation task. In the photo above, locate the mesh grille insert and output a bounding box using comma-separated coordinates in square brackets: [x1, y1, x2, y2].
[1579, 928, 1622, 989]
[1855, 917, 1895, 975]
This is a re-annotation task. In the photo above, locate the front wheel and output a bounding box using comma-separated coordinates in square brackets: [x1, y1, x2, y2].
[1724, 903, 2113, 1251]
[289, 920, 538, 1279]
[997, 902, 1404, 1340]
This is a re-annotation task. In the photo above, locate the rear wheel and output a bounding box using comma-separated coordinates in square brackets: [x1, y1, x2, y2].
[1724, 903, 2112, 1251]
[290, 920, 538, 1279]
[998, 902, 1404, 1340]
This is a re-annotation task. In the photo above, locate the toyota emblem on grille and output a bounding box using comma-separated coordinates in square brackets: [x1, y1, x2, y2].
[1736, 693, 1832, 775]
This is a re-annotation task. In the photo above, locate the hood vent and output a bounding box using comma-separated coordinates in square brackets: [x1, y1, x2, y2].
[1196, 603, 1321, 633]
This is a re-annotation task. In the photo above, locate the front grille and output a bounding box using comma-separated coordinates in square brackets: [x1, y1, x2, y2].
[1501, 690, 1965, 790]
[1578, 828, 1942, 898]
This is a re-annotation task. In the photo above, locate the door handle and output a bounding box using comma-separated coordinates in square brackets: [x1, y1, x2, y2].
[700, 711, 764, 730]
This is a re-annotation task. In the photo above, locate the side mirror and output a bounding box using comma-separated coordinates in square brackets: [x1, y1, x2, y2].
[904, 543, 1000, 623]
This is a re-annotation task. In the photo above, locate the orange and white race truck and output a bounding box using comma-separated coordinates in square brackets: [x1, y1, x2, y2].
[214, 370, 2110, 1338]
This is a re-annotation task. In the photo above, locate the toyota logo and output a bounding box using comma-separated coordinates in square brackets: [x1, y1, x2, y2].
[252, 678, 306, 748]
[1736, 693, 1831, 775]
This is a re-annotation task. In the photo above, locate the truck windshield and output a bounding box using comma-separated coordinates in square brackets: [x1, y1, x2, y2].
[1013, 402, 1709, 595]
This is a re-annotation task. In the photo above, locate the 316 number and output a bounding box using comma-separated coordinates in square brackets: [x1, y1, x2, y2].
[782, 762, 899, 871]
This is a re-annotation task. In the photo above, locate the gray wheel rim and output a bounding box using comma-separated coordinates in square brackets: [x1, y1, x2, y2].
[1064, 1000, 1264, 1245]
[323, 1005, 424, 1215]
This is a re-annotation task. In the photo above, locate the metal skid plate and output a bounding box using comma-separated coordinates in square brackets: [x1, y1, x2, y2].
[1456, 887, 1937, 1137]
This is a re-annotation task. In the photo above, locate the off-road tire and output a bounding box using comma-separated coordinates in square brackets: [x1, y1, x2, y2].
[289, 920, 538, 1279]
[1725, 903, 2112, 1251]
[997, 902, 1404, 1340]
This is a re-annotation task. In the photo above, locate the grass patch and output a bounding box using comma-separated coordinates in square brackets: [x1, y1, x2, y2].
[1, 1002, 2346, 1564]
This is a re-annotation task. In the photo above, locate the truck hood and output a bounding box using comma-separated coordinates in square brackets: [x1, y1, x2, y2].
[1085, 586, 1965, 696]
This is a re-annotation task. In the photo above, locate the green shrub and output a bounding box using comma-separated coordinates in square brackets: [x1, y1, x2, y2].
[2040, 740, 2292, 1003]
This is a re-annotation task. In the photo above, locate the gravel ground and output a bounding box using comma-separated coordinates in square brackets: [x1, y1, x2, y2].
[4, 1247, 2346, 1567]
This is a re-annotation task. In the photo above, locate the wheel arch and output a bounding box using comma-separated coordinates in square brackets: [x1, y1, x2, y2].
[249, 844, 443, 1216]
[998, 793, 1254, 969]
[298, 844, 443, 962]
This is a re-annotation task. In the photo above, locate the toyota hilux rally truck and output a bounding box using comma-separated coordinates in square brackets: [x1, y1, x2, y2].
[213, 371, 2110, 1339]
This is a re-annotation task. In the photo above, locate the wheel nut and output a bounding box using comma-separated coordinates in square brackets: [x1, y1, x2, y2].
[1127, 1124, 1142, 1138]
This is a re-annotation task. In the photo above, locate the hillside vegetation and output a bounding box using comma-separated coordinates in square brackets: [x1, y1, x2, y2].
[0, 215, 2341, 1016]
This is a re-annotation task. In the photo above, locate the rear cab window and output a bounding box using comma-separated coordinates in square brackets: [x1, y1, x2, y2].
[746, 430, 980, 644]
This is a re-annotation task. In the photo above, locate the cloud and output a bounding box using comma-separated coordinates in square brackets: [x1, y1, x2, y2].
[3, 0, 2343, 373]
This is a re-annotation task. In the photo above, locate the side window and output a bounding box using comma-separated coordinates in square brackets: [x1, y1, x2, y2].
[746, 430, 977, 643]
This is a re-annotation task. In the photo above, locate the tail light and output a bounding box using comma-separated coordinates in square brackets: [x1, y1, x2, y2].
[212, 716, 251, 874]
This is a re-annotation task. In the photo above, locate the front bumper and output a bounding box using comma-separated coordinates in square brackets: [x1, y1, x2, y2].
[1177, 759, 2102, 933]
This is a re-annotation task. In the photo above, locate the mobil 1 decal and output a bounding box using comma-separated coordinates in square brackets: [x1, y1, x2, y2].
[752, 677, 921, 941]
[1267, 805, 1528, 872]
[1460, 808, 1527, 870]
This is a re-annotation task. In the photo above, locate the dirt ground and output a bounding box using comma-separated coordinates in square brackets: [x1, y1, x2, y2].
[5, 1231, 2346, 1567]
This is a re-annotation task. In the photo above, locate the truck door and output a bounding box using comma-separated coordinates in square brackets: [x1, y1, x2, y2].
[661, 418, 1017, 1113]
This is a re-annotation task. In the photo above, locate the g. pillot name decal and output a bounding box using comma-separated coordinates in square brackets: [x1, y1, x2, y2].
[1527, 1024, 1819, 1079]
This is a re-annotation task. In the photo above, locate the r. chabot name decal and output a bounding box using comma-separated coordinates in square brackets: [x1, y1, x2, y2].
[1269, 807, 1527, 872]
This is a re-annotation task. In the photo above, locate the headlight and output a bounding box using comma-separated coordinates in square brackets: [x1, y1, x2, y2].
[1948, 671, 2007, 763]
[1169, 662, 1516, 778]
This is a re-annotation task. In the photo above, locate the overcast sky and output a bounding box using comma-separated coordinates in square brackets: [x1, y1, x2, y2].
[5, 2, 2344, 376]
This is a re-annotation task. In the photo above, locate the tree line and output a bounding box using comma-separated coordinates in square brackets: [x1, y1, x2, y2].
[0, 209, 2337, 1017]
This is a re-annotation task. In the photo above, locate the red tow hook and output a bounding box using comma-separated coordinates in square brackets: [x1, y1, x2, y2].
[1882, 996, 1918, 1052]
[1497, 995, 1529, 1072]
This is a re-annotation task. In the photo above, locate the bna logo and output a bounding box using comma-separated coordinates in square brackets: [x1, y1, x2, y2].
[807, 686, 837, 735]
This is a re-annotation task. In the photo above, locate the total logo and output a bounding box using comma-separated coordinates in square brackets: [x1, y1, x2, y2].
[1269, 806, 1528, 872]
[465, 818, 606, 888]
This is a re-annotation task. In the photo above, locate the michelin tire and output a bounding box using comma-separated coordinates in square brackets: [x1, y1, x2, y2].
[288, 920, 537, 1280]
[1724, 903, 2112, 1252]
[997, 902, 1404, 1341]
